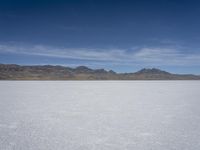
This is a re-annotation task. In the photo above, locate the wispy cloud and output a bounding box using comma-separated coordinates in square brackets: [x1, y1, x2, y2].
[0, 44, 129, 62]
[133, 48, 200, 66]
[0, 43, 200, 66]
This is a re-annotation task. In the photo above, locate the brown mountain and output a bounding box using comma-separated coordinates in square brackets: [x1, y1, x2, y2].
[0, 64, 199, 80]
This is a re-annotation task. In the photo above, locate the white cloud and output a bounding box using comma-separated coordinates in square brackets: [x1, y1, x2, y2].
[0, 43, 200, 66]
[133, 48, 200, 65]
[0, 44, 129, 62]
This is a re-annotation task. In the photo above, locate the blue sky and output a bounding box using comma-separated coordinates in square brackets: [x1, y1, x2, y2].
[0, 0, 200, 74]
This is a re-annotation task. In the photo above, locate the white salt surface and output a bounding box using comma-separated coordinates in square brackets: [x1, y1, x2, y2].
[0, 81, 200, 150]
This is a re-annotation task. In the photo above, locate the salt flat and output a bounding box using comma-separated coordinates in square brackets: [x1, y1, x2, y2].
[0, 81, 200, 150]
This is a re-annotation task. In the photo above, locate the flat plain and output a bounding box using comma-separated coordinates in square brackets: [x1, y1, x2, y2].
[0, 81, 200, 150]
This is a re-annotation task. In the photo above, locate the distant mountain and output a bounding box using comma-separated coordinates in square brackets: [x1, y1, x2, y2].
[128, 68, 200, 80]
[135, 68, 170, 75]
[0, 64, 200, 80]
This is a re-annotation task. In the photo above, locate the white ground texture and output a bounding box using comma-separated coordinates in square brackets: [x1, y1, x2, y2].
[0, 81, 200, 150]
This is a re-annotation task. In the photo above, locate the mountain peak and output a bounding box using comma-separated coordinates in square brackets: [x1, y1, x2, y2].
[135, 68, 171, 74]
[74, 66, 93, 73]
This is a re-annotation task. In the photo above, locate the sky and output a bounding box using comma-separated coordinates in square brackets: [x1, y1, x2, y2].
[0, 0, 200, 74]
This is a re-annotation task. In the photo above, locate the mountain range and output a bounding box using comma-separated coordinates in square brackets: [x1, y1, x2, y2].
[0, 64, 200, 80]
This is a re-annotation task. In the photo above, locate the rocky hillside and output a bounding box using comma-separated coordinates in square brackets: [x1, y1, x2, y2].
[0, 64, 200, 80]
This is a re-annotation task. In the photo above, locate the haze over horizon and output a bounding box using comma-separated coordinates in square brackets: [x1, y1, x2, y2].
[0, 0, 200, 74]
